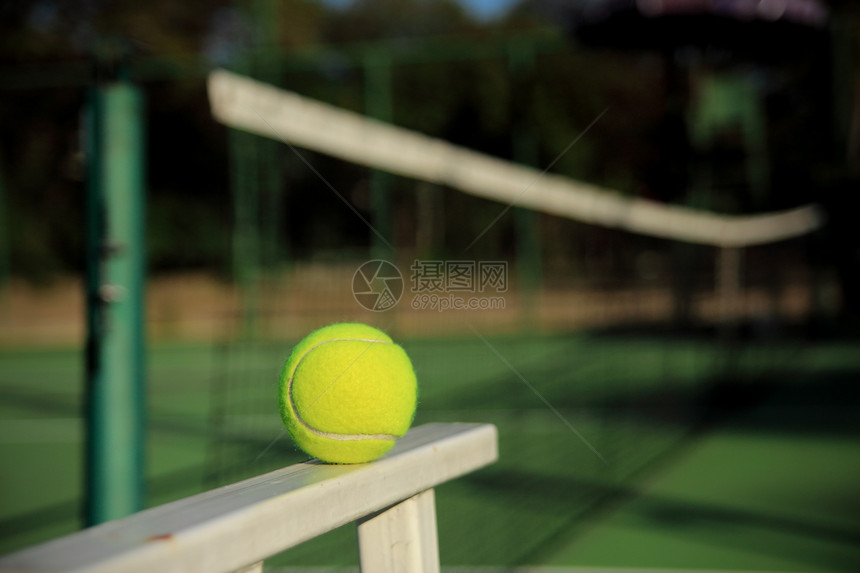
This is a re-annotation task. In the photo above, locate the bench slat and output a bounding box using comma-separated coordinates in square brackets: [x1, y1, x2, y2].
[0, 423, 498, 573]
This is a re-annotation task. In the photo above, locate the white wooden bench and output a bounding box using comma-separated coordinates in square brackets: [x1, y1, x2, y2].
[0, 423, 498, 573]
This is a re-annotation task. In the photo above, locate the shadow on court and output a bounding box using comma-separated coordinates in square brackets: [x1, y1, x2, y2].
[522, 328, 860, 571]
[464, 467, 860, 568]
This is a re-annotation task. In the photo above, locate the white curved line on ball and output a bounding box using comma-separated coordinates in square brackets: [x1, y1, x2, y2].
[288, 337, 401, 441]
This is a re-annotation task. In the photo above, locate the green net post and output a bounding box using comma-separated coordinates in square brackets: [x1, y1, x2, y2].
[364, 50, 394, 261]
[84, 79, 147, 525]
[508, 42, 542, 325]
[229, 121, 262, 338]
[252, 0, 285, 278]
[0, 160, 9, 290]
[228, 0, 284, 340]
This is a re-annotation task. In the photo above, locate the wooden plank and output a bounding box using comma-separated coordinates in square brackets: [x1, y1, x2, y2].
[207, 69, 823, 248]
[232, 562, 262, 573]
[0, 423, 498, 573]
[357, 489, 440, 573]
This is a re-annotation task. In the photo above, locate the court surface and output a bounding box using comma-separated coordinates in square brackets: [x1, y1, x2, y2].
[1, 335, 858, 570]
[546, 341, 860, 572]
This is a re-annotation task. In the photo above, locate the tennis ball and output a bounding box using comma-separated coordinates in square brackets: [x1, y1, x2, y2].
[278, 323, 417, 464]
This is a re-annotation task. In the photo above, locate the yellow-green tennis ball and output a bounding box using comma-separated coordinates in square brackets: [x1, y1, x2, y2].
[278, 323, 417, 464]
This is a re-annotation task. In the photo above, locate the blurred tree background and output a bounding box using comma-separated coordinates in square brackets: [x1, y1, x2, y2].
[0, 0, 856, 312]
[0, 1, 673, 276]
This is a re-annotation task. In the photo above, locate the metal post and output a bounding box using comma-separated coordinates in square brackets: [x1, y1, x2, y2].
[230, 125, 261, 337]
[364, 50, 394, 260]
[85, 80, 146, 525]
[229, 0, 282, 339]
[714, 244, 743, 400]
[253, 0, 285, 276]
[0, 159, 9, 290]
[509, 43, 542, 323]
[718, 246, 742, 326]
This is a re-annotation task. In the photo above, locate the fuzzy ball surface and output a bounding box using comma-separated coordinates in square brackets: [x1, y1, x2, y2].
[278, 323, 417, 464]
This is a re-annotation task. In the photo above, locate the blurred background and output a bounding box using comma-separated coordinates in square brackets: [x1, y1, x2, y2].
[1, 0, 859, 570]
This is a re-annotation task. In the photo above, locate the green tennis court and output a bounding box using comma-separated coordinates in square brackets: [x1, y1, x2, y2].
[3, 333, 858, 570]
